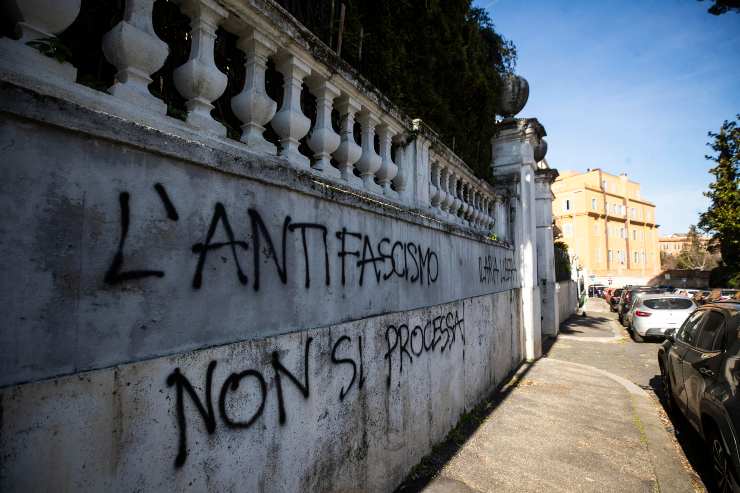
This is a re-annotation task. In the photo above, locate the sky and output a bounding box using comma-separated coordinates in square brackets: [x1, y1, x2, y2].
[476, 0, 740, 235]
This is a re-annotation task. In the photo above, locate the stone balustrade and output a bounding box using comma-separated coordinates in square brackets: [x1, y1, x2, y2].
[0, 0, 505, 236]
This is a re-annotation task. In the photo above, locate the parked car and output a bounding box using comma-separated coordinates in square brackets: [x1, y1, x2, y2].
[608, 288, 624, 312]
[721, 289, 739, 301]
[658, 301, 740, 491]
[618, 286, 664, 325]
[589, 284, 606, 297]
[625, 294, 696, 342]
[675, 288, 702, 298]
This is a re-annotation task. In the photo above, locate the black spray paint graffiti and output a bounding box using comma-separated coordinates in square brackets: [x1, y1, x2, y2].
[166, 335, 372, 467]
[478, 255, 517, 286]
[166, 337, 315, 468]
[104, 183, 179, 284]
[383, 310, 465, 387]
[106, 185, 439, 289]
[165, 313, 465, 468]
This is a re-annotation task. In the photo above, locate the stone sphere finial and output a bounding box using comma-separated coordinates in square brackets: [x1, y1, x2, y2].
[498, 74, 529, 118]
[534, 138, 548, 162]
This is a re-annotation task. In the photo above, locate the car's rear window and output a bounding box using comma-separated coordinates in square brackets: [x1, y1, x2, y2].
[613, 289, 623, 296]
[721, 290, 737, 296]
[643, 298, 694, 310]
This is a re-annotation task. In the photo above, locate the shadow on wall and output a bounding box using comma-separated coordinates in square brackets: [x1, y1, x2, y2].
[647, 270, 710, 289]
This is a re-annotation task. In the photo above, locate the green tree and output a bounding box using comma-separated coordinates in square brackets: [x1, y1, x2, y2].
[699, 0, 740, 15]
[675, 225, 719, 270]
[275, 0, 517, 180]
[699, 116, 740, 287]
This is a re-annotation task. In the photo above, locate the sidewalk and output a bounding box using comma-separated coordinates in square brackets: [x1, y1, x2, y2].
[403, 299, 699, 493]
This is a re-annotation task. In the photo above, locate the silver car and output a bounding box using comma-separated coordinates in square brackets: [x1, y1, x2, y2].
[627, 294, 696, 342]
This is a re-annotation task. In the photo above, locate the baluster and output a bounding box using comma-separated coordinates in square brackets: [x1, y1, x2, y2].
[461, 183, 471, 224]
[333, 95, 362, 185]
[0, 0, 82, 81]
[429, 161, 441, 209]
[438, 167, 449, 214]
[466, 185, 474, 224]
[102, 0, 169, 113]
[472, 191, 480, 227]
[307, 77, 341, 177]
[231, 29, 277, 153]
[173, 0, 228, 135]
[376, 122, 399, 195]
[443, 172, 455, 219]
[272, 54, 312, 167]
[391, 134, 407, 196]
[356, 110, 382, 192]
[450, 174, 461, 221]
[483, 197, 491, 229]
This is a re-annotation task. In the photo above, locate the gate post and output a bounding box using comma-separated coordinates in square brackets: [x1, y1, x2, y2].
[491, 117, 548, 360]
[536, 166, 559, 337]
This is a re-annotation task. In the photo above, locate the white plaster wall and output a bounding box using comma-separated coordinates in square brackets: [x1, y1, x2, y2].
[0, 108, 518, 388]
[0, 84, 526, 492]
[556, 280, 578, 326]
[0, 291, 522, 493]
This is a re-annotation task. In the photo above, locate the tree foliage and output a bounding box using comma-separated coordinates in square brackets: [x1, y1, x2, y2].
[276, 0, 517, 180]
[674, 225, 719, 270]
[699, 116, 740, 287]
[699, 0, 740, 15]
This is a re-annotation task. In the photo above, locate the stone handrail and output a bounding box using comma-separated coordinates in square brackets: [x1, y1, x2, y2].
[0, 0, 502, 235]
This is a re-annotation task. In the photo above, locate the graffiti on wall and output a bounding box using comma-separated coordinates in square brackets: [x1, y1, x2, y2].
[105, 183, 440, 290]
[166, 309, 464, 467]
[478, 254, 517, 285]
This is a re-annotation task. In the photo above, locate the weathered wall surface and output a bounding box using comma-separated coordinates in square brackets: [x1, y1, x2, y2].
[556, 280, 578, 326]
[0, 84, 524, 491]
[0, 90, 518, 388]
[1, 291, 521, 492]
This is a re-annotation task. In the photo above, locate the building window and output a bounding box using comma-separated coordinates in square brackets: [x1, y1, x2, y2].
[620, 227, 625, 239]
[634, 251, 639, 263]
[563, 199, 571, 212]
[642, 251, 646, 264]
[592, 198, 597, 210]
[632, 229, 637, 240]
[602, 179, 607, 190]
[608, 250, 613, 264]
[564, 223, 573, 237]
[619, 250, 625, 264]
[630, 207, 635, 218]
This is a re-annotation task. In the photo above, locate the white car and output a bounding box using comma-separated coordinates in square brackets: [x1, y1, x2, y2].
[628, 294, 696, 342]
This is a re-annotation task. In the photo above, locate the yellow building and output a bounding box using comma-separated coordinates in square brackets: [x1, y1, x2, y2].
[551, 169, 661, 287]
[659, 233, 712, 256]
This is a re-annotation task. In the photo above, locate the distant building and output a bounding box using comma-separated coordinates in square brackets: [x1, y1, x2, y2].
[551, 169, 661, 287]
[659, 233, 713, 257]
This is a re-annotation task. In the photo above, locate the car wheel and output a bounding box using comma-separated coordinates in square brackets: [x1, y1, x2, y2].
[709, 428, 734, 493]
[659, 362, 675, 414]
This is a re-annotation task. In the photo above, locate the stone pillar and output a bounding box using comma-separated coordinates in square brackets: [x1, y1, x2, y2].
[102, 0, 169, 114]
[272, 53, 312, 167]
[306, 77, 341, 177]
[491, 117, 546, 361]
[536, 167, 559, 337]
[231, 29, 277, 153]
[173, 0, 229, 136]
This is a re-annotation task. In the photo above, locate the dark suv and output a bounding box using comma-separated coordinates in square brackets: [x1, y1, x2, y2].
[658, 301, 740, 491]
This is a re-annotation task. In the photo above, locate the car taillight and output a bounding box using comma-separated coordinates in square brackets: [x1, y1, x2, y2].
[635, 310, 651, 317]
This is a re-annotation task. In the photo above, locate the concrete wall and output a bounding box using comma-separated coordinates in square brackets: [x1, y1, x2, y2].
[556, 280, 578, 328]
[0, 82, 524, 491]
